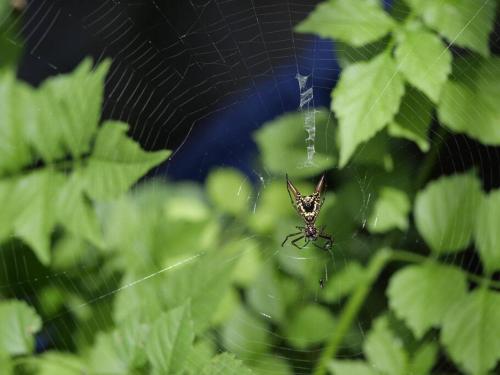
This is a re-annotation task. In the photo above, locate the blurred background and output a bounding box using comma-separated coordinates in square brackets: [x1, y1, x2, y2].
[2, 0, 500, 374]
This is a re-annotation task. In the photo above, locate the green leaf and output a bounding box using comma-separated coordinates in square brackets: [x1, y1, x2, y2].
[56, 172, 103, 248]
[409, 342, 438, 375]
[414, 173, 482, 253]
[328, 360, 379, 375]
[206, 168, 252, 215]
[321, 262, 366, 303]
[254, 110, 336, 178]
[250, 356, 292, 375]
[441, 289, 500, 374]
[387, 262, 468, 339]
[364, 317, 408, 375]
[406, 0, 496, 56]
[201, 353, 254, 375]
[394, 26, 452, 103]
[89, 318, 149, 374]
[474, 189, 500, 273]
[368, 187, 410, 233]
[247, 264, 285, 323]
[0, 300, 42, 355]
[333, 52, 405, 167]
[222, 306, 270, 360]
[285, 305, 336, 349]
[163, 253, 236, 333]
[388, 87, 432, 152]
[82, 121, 170, 200]
[36, 59, 111, 160]
[438, 56, 500, 146]
[12, 170, 62, 265]
[0, 74, 34, 174]
[36, 352, 86, 375]
[295, 0, 395, 47]
[146, 302, 194, 375]
[0, 352, 12, 375]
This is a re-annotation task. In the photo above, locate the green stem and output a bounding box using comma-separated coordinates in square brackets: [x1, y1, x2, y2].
[313, 248, 500, 375]
[415, 126, 448, 190]
[313, 248, 392, 375]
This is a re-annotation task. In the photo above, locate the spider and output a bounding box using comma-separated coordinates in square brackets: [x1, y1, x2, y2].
[281, 174, 333, 252]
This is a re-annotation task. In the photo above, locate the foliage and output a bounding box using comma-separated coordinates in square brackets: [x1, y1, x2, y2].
[1, 1, 500, 375]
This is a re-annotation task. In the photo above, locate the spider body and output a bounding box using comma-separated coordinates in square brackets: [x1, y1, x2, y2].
[281, 174, 333, 251]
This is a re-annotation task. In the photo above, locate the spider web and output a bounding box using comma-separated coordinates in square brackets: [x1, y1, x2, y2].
[1, 0, 499, 374]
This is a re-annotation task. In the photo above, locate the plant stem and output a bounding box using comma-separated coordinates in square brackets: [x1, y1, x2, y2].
[313, 248, 500, 375]
[415, 126, 448, 190]
[313, 248, 392, 375]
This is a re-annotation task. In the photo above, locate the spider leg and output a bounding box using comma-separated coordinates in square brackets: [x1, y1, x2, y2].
[291, 235, 306, 249]
[318, 232, 334, 250]
[281, 231, 302, 247]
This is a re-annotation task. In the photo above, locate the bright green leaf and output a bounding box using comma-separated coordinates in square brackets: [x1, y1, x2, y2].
[222, 306, 270, 360]
[364, 317, 408, 375]
[0, 352, 12, 375]
[206, 168, 252, 215]
[328, 360, 379, 375]
[254, 110, 336, 178]
[0, 74, 34, 174]
[83, 121, 170, 200]
[0, 300, 42, 355]
[250, 356, 292, 375]
[211, 287, 240, 326]
[201, 353, 254, 375]
[56, 171, 103, 248]
[387, 262, 467, 338]
[388, 87, 432, 152]
[409, 342, 438, 375]
[163, 254, 236, 333]
[248, 264, 285, 323]
[368, 187, 410, 233]
[36, 59, 110, 160]
[395, 26, 452, 103]
[414, 173, 482, 253]
[146, 302, 194, 375]
[333, 52, 405, 167]
[406, 0, 496, 56]
[285, 304, 336, 349]
[474, 190, 500, 273]
[321, 262, 366, 302]
[295, 0, 395, 47]
[12, 170, 62, 265]
[438, 56, 500, 146]
[89, 318, 149, 374]
[36, 352, 86, 375]
[441, 289, 500, 374]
